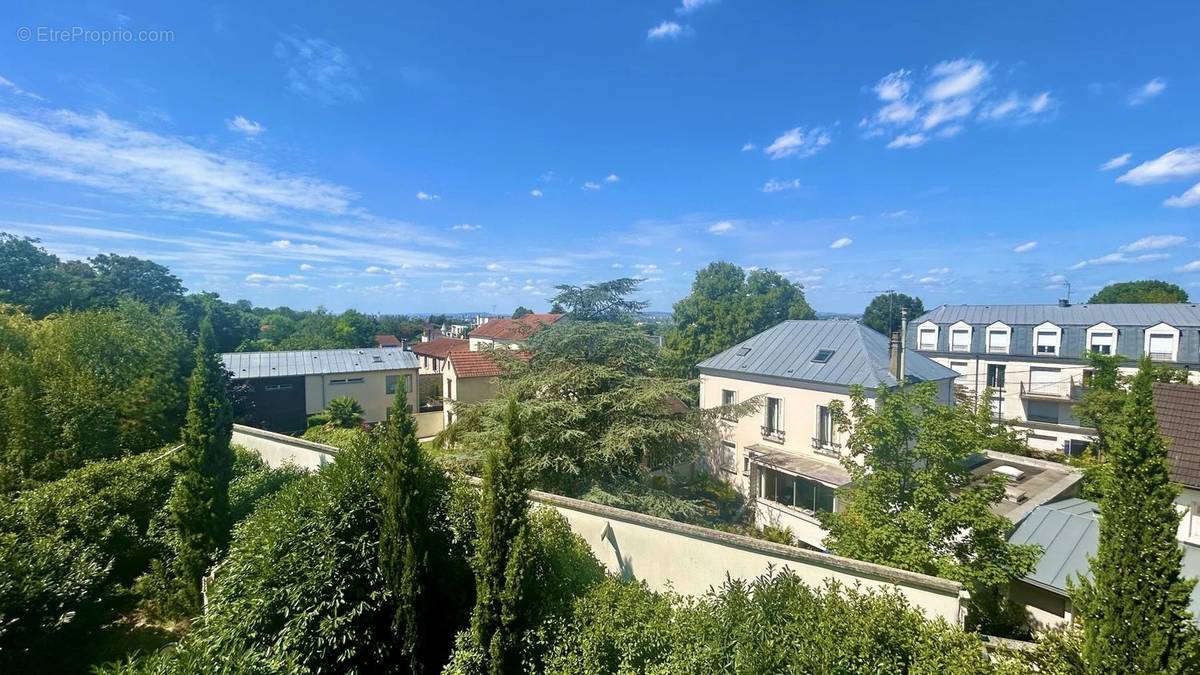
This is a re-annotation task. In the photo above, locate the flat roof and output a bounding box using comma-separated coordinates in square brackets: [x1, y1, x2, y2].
[221, 348, 419, 379]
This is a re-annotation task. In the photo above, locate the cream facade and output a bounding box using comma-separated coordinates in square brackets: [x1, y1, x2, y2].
[442, 360, 504, 428]
[303, 369, 417, 423]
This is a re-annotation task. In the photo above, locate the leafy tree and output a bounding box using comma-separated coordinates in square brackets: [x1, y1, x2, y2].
[179, 292, 260, 352]
[550, 278, 648, 322]
[861, 292, 925, 336]
[0, 234, 91, 317]
[511, 306, 533, 319]
[665, 262, 815, 377]
[1071, 359, 1200, 673]
[549, 301, 565, 314]
[380, 386, 459, 672]
[88, 253, 185, 308]
[168, 317, 235, 613]
[821, 382, 1039, 632]
[472, 399, 533, 675]
[1088, 280, 1188, 304]
[325, 396, 365, 428]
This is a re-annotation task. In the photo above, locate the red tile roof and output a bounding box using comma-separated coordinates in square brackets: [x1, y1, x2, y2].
[1154, 382, 1200, 489]
[374, 334, 402, 347]
[469, 313, 563, 341]
[447, 350, 532, 378]
[410, 337, 470, 359]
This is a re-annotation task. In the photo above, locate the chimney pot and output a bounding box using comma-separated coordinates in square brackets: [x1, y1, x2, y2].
[889, 332, 902, 379]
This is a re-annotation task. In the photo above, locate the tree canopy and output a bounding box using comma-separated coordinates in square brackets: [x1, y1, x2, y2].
[861, 292, 924, 336]
[550, 278, 648, 322]
[1088, 280, 1188, 304]
[665, 262, 815, 377]
[511, 306, 533, 319]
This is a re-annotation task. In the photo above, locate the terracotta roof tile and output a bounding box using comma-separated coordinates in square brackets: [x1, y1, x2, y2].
[447, 350, 531, 378]
[1154, 382, 1200, 489]
[469, 313, 563, 341]
[409, 337, 470, 359]
[374, 334, 402, 347]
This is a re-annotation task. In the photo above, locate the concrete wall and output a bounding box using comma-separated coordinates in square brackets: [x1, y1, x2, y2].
[231, 424, 966, 625]
[416, 410, 445, 439]
[303, 369, 418, 423]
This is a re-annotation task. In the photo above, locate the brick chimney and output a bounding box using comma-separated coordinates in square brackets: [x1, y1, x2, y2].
[889, 332, 902, 380]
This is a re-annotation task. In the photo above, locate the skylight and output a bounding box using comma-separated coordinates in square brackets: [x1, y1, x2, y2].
[811, 349, 835, 363]
[736, 347, 752, 357]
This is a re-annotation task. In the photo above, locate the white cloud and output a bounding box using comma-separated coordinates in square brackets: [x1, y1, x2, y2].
[979, 92, 1055, 122]
[0, 108, 355, 221]
[647, 21, 684, 40]
[1100, 153, 1132, 171]
[1117, 147, 1200, 185]
[708, 220, 734, 235]
[245, 272, 311, 289]
[582, 181, 601, 190]
[451, 223, 481, 231]
[1166, 182, 1200, 208]
[740, 142, 756, 152]
[1129, 77, 1166, 106]
[919, 276, 939, 284]
[761, 178, 802, 193]
[299, 263, 314, 271]
[0, 75, 45, 101]
[922, 97, 974, 130]
[677, 0, 717, 14]
[881, 209, 910, 218]
[873, 70, 911, 102]
[1070, 252, 1170, 270]
[364, 265, 390, 274]
[830, 237, 853, 249]
[440, 280, 466, 292]
[275, 33, 363, 104]
[1120, 234, 1186, 251]
[416, 191, 440, 201]
[529, 189, 543, 197]
[611, 262, 623, 268]
[1175, 260, 1200, 273]
[486, 263, 505, 271]
[887, 133, 927, 149]
[928, 267, 950, 275]
[1013, 241, 1038, 253]
[764, 126, 832, 159]
[926, 59, 990, 101]
[226, 115, 265, 136]
[605, 173, 620, 183]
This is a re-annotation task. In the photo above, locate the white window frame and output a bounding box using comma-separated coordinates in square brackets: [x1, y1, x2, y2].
[720, 389, 737, 421]
[1033, 321, 1061, 357]
[719, 441, 737, 474]
[916, 321, 939, 351]
[764, 397, 784, 437]
[985, 321, 1011, 354]
[948, 321, 972, 353]
[1086, 323, 1117, 355]
[1144, 323, 1180, 362]
[815, 405, 833, 446]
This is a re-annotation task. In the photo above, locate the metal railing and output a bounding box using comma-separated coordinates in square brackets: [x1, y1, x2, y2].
[1018, 375, 1084, 401]
[760, 425, 785, 443]
[811, 437, 841, 457]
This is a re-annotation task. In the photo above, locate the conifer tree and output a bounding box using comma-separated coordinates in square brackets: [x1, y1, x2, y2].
[380, 383, 438, 673]
[472, 398, 532, 675]
[169, 316, 234, 612]
[1072, 358, 1200, 673]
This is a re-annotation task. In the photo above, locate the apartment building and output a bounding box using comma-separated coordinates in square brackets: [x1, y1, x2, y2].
[908, 303, 1200, 453]
[468, 313, 563, 350]
[221, 348, 419, 432]
[410, 337, 470, 374]
[697, 320, 960, 548]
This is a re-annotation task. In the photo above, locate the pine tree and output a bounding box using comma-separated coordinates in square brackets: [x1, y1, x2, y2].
[169, 316, 234, 613]
[380, 383, 437, 673]
[1072, 358, 1200, 673]
[472, 398, 532, 675]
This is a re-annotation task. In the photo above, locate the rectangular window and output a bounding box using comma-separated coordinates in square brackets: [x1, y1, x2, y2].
[386, 375, 399, 395]
[347, 377, 364, 384]
[329, 378, 346, 385]
[1027, 400, 1060, 424]
[264, 383, 293, 392]
[406, 374, 414, 396]
[764, 397, 783, 439]
[445, 379, 454, 399]
[986, 364, 1006, 388]
[1089, 331, 1114, 355]
[950, 329, 970, 352]
[1035, 331, 1058, 355]
[815, 405, 833, 448]
[987, 330, 1009, 353]
[1148, 333, 1174, 361]
[720, 441, 736, 473]
[721, 389, 736, 421]
[949, 360, 970, 383]
[918, 328, 936, 350]
[1030, 367, 1060, 396]
[760, 468, 836, 515]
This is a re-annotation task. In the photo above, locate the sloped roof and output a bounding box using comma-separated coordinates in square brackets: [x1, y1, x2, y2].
[1155, 382, 1200, 489]
[916, 303, 1200, 327]
[374, 334, 402, 347]
[447, 350, 532, 378]
[221, 348, 418, 379]
[410, 337, 470, 359]
[697, 320, 959, 389]
[470, 313, 563, 341]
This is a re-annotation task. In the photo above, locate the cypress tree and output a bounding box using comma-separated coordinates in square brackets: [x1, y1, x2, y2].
[169, 316, 234, 613]
[1072, 358, 1200, 673]
[472, 398, 531, 675]
[380, 383, 437, 673]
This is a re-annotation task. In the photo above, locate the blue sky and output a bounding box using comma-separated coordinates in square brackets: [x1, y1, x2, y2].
[1, 1, 1198, 313]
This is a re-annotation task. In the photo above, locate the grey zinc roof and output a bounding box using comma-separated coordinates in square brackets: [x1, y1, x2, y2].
[696, 320, 959, 389]
[1010, 497, 1200, 619]
[916, 303, 1200, 327]
[221, 348, 419, 379]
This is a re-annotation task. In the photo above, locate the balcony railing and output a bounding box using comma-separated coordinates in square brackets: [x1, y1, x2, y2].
[811, 437, 841, 457]
[1019, 376, 1084, 401]
[761, 426, 785, 443]
[1150, 351, 1174, 362]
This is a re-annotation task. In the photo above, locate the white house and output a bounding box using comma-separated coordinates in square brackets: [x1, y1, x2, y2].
[468, 313, 563, 351]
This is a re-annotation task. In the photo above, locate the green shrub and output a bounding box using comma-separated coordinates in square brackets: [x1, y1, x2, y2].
[323, 396, 364, 428]
[305, 413, 329, 429]
[300, 424, 365, 449]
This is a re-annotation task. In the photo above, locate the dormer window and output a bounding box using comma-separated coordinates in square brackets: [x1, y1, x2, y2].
[1034, 322, 1061, 356]
[1087, 323, 1117, 355]
[1144, 323, 1179, 362]
[949, 321, 972, 352]
[917, 321, 938, 351]
[986, 322, 1010, 354]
